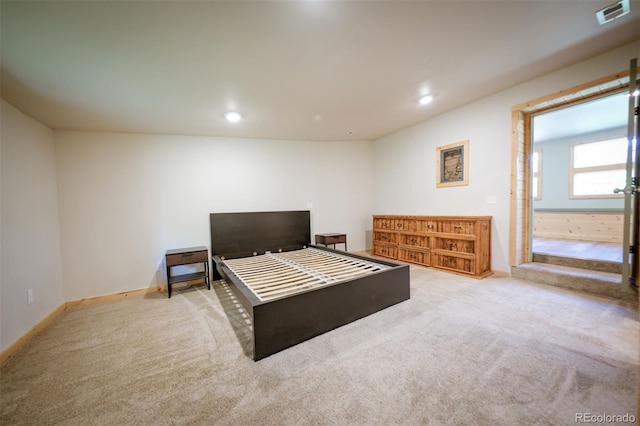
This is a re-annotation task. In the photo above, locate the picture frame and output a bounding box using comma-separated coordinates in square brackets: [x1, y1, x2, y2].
[436, 140, 469, 188]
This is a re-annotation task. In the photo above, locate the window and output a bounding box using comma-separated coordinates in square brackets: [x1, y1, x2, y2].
[532, 149, 542, 200]
[570, 137, 629, 198]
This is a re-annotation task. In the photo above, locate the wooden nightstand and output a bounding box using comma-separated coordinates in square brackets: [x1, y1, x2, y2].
[165, 246, 210, 298]
[315, 233, 347, 251]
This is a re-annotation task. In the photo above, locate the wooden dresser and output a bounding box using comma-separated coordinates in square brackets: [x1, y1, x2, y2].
[373, 215, 492, 278]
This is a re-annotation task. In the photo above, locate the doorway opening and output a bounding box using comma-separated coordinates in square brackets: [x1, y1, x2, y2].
[531, 92, 628, 273]
[509, 68, 638, 301]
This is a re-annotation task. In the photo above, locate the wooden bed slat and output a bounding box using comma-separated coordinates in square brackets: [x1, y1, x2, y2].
[222, 248, 390, 302]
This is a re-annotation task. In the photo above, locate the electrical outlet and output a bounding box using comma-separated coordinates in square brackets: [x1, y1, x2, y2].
[27, 289, 34, 305]
[486, 195, 497, 205]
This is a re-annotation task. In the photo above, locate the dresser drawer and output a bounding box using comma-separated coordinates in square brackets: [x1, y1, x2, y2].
[433, 237, 474, 254]
[432, 254, 475, 275]
[373, 218, 396, 230]
[436, 220, 477, 235]
[393, 218, 416, 232]
[373, 231, 397, 244]
[398, 248, 430, 266]
[166, 250, 208, 266]
[399, 233, 430, 249]
[416, 219, 436, 232]
[373, 243, 397, 259]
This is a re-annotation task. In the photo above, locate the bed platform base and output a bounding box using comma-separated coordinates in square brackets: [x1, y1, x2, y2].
[213, 247, 409, 360]
[210, 211, 410, 361]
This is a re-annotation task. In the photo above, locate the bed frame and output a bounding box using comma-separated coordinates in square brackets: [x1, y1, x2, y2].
[210, 210, 410, 361]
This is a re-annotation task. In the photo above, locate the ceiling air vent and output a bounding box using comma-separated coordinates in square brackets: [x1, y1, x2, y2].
[596, 0, 630, 25]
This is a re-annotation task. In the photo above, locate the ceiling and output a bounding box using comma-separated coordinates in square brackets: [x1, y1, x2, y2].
[533, 91, 631, 143]
[1, 1, 639, 142]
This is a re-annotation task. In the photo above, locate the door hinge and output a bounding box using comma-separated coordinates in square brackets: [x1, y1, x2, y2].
[629, 245, 635, 254]
[632, 177, 637, 186]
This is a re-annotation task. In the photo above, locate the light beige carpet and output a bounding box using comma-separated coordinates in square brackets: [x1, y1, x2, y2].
[1, 266, 638, 425]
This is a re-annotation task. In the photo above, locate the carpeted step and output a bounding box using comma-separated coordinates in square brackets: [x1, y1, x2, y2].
[532, 253, 621, 274]
[511, 262, 637, 302]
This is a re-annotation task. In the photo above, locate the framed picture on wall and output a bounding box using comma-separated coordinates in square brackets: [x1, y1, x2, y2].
[436, 140, 469, 188]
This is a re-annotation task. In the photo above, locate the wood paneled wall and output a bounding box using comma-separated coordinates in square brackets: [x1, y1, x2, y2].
[533, 210, 624, 243]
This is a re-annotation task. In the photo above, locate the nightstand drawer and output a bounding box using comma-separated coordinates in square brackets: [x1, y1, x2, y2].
[315, 233, 347, 251]
[166, 250, 208, 266]
[322, 235, 346, 245]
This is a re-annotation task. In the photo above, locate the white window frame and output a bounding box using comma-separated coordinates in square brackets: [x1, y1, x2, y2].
[569, 137, 627, 199]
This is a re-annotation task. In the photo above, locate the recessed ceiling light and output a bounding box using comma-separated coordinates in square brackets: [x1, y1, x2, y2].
[419, 95, 434, 105]
[224, 111, 242, 122]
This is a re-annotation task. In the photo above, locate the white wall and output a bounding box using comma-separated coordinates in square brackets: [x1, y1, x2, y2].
[533, 127, 626, 210]
[372, 41, 640, 274]
[1, 100, 65, 352]
[54, 132, 374, 301]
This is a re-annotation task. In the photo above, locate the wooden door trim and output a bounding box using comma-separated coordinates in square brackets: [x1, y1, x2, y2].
[509, 69, 634, 266]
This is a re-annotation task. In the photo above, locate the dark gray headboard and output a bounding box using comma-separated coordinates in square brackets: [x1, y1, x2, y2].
[209, 210, 311, 259]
